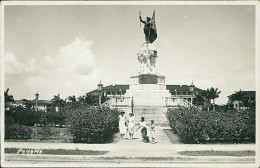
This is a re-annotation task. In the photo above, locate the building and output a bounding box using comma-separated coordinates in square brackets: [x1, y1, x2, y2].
[227, 91, 256, 110]
[13, 99, 52, 112]
[87, 83, 203, 105]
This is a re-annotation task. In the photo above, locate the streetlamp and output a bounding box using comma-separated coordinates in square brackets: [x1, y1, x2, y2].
[98, 81, 103, 106]
[190, 81, 195, 105]
[35, 92, 39, 112]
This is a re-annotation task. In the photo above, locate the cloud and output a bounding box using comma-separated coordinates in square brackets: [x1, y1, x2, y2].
[5, 37, 101, 100]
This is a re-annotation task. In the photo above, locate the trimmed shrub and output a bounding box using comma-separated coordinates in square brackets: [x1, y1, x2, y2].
[66, 105, 119, 143]
[5, 107, 66, 127]
[167, 107, 255, 143]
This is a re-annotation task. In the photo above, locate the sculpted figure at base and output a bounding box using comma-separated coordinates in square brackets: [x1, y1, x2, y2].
[137, 43, 157, 74]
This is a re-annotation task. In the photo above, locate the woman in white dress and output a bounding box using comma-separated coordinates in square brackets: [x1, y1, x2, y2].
[119, 112, 126, 139]
[128, 113, 135, 140]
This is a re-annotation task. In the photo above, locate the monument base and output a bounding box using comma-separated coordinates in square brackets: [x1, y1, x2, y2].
[125, 74, 171, 106]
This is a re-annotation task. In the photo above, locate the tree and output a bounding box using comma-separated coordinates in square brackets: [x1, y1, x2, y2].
[201, 89, 211, 111]
[84, 94, 99, 106]
[51, 94, 66, 111]
[68, 95, 76, 103]
[21, 99, 32, 108]
[193, 95, 205, 107]
[209, 87, 221, 111]
[77, 95, 85, 105]
[231, 90, 246, 110]
[4, 88, 15, 110]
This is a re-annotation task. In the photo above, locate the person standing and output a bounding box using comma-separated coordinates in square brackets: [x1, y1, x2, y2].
[136, 117, 147, 141]
[150, 120, 155, 144]
[119, 112, 126, 139]
[128, 113, 135, 140]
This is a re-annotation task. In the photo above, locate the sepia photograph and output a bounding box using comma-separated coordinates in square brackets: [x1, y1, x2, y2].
[1, 1, 259, 167]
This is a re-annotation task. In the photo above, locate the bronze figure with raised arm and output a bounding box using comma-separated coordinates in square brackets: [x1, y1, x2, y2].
[139, 10, 157, 44]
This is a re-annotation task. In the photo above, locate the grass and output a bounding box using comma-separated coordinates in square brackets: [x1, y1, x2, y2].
[5, 148, 109, 155]
[178, 150, 255, 157]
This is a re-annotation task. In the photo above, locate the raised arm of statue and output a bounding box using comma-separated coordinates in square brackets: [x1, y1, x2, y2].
[139, 15, 145, 24]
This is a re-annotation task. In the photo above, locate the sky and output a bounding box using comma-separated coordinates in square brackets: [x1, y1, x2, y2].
[4, 5, 255, 104]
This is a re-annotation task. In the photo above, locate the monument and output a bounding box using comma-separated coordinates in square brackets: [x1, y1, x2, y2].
[124, 11, 171, 122]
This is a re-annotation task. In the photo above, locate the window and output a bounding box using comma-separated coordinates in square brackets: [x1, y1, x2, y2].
[177, 92, 181, 95]
[182, 92, 187, 95]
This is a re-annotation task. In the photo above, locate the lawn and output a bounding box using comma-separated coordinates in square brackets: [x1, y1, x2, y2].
[178, 150, 255, 157]
[5, 148, 109, 155]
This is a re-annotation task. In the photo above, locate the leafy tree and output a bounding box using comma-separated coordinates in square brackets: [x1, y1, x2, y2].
[209, 87, 221, 111]
[231, 90, 246, 110]
[51, 94, 66, 111]
[77, 95, 85, 105]
[84, 94, 99, 106]
[4, 88, 15, 110]
[201, 89, 211, 111]
[68, 95, 76, 103]
[21, 99, 32, 108]
[193, 95, 205, 107]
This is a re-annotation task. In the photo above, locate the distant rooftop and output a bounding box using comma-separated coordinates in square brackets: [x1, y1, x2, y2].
[228, 91, 255, 98]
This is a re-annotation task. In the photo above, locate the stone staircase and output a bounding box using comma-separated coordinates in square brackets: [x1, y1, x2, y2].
[133, 106, 167, 124]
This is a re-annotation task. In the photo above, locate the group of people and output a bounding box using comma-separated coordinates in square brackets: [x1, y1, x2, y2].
[119, 112, 156, 144]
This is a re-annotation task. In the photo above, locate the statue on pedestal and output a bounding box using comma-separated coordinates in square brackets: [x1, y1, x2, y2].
[138, 10, 158, 75]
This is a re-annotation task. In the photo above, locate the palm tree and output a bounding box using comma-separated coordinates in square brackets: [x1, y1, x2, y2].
[209, 87, 221, 111]
[4, 88, 15, 110]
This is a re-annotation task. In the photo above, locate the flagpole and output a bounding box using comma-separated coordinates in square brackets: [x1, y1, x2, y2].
[139, 11, 141, 28]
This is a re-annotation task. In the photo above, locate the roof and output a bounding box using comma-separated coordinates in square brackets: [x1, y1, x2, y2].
[31, 100, 52, 104]
[86, 84, 203, 94]
[14, 99, 52, 105]
[102, 85, 129, 92]
[14, 100, 27, 104]
[166, 85, 202, 92]
[228, 91, 255, 98]
[86, 85, 129, 94]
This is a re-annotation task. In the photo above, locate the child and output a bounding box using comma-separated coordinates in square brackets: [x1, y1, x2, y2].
[150, 120, 155, 144]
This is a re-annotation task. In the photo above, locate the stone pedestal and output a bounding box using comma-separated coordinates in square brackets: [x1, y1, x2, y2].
[124, 42, 171, 123]
[125, 75, 171, 106]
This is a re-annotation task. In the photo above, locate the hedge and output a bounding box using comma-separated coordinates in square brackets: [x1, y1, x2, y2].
[5, 124, 32, 139]
[5, 105, 120, 143]
[167, 107, 255, 143]
[66, 105, 119, 143]
[5, 107, 66, 127]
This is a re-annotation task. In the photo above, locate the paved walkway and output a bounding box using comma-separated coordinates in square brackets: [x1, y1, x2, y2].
[3, 126, 256, 166]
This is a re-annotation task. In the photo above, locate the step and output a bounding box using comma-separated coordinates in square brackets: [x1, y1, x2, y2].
[133, 106, 167, 124]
